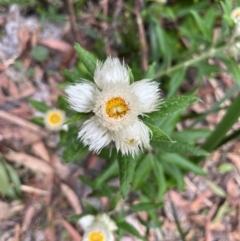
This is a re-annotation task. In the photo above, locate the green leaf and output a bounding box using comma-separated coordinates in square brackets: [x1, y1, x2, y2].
[5, 162, 21, 195]
[30, 45, 49, 62]
[162, 162, 184, 190]
[172, 129, 211, 144]
[0, 160, 9, 194]
[218, 163, 234, 174]
[28, 99, 51, 113]
[117, 221, 145, 240]
[225, 58, 240, 85]
[190, 10, 211, 41]
[74, 43, 97, 77]
[94, 160, 119, 189]
[145, 122, 174, 142]
[64, 113, 90, 125]
[62, 69, 81, 83]
[151, 158, 166, 201]
[148, 96, 199, 121]
[153, 141, 209, 156]
[206, 180, 226, 197]
[65, 143, 89, 162]
[168, 68, 186, 97]
[161, 153, 206, 175]
[127, 66, 134, 83]
[118, 155, 138, 199]
[30, 117, 44, 125]
[133, 155, 152, 189]
[202, 94, 240, 151]
[144, 62, 156, 78]
[131, 202, 161, 212]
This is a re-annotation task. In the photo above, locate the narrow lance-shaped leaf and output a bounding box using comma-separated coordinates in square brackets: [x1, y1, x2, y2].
[153, 141, 209, 156]
[28, 99, 51, 113]
[145, 122, 174, 142]
[64, 113, 90, 125]
[161, 153, 206, 175]
[130, 202, 162, 212]
[147, 96, 200, 121]
[117, 221, 146, 240]
[118, 155, 139, 199]
[65, 143, 89, 163]
[152, 159, 166, 201]
[0, 160, 9, 194]
[202, 93, 240, 151]
[74, 43, 97, 77]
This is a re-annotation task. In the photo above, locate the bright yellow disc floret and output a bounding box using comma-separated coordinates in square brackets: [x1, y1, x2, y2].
[105, 97, 129, 119]
[89, 231, 104, 241]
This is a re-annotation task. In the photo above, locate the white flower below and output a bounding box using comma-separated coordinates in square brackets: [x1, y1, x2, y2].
[231, 8, 240, 24]
[65, 57, 161, 156]
[44, 109, 66, 131]
[78, 214, 117, 241]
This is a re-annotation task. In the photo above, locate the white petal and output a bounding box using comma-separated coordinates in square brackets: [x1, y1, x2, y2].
[131, 79, 161, 114]
[78, 215, 95, 231]
[82, 221, 113, 241]
[113, 119, 151, 157]
[93, 82, 140, 131]
[78, 116, 112, 153]
[96, 214, 118, 232]
[231, 8, 240, 23]
[44, 109, 66, 131]
[94, 57, 129, 89]
[65, 82, 97, 113]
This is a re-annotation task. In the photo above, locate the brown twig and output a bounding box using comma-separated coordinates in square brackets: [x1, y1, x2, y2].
[65, 0, 80, 42]
[134, 0, 148, 72]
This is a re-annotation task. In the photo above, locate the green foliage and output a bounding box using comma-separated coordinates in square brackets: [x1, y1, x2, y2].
[6, 1, 240, 239]
[154, 141, 209, 156]
[64, 113, 90, 125]
[74, 43, 97, 77]
[0, 157, 21, 198]
[30, 46, 49, 62]
[145, 122, 174, 142]
[118, 155, 139, 199]
[148, 96, 200, 121]
[202, 94, 240, 151]
[28, 99, 51, 113]
[117, 220, 146, 240]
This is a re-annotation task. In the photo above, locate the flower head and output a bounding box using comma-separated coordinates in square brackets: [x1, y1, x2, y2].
[231, 8, 240, 23]
[78, 214, 117, 241]
[44, 108, 66, 131]
[65, 57, 161, 156]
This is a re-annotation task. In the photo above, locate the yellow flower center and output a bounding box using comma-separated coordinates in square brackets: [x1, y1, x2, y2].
[89, 231, 104, 241]
[105, 97, 129, 119]
[124, 139, 136, 146]
[235, 11, 240, 18]
[48, 112, 62, 125]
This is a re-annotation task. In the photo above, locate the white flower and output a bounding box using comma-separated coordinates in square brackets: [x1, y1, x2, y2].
[231, 8, 240, 24]
[65, 57, 161, 156]
[78, 214, 117, 241]
[44, 109, 66, 131]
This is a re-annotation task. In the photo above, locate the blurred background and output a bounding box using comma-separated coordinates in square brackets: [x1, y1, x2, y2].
[1, 0, 240, 240]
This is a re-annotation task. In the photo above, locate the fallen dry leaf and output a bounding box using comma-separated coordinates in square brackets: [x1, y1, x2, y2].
[59, 218, 82, 241]
[38, 39, 73, 53]
[61, 183, 82, 214]
[21, 205, 37, 233]
[0, 110, 48, 137]
[5, 151, 53, 174]
[32, 141, 50, 162]
[227, 153, 240, 172]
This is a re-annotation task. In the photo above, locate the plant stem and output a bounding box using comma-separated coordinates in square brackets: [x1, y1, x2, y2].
[154, 45, 227, 78]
